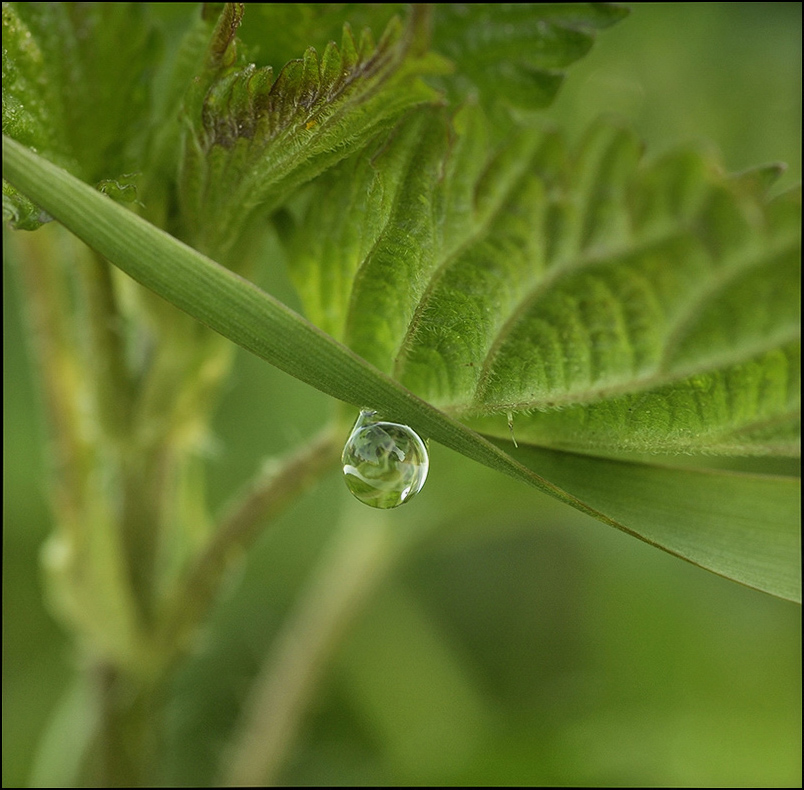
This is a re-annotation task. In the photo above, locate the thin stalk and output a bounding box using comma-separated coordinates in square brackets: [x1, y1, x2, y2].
[156, 425, 342, 661]
[74, 247, 167, 623]
[91, 662, 160, 788]
[220, 506, 399, 787]
[119, 443, 174, 625]
[10, 227, 93, 531]
[10, 228, 158, 671]
[75, 249, 133, 441]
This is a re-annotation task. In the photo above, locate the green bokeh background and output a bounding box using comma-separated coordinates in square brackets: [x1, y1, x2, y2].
[3, 3, 801, 786]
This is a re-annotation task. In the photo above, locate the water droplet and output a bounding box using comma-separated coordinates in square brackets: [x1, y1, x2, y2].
[342, 409, 429, 509]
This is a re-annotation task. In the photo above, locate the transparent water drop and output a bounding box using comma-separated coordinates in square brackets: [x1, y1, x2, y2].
[342, 409, 429, 509]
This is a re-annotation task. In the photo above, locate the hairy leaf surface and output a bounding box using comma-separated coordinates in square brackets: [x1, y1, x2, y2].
[286, 109, 801, 457]
[233, 3, 409, 70]
[178, 3, 447, 260]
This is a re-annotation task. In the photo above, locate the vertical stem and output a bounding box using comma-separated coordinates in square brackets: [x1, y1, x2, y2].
[75, 248, 166, 624]
[119, 444, 173, 625]
[11, 226, 93, 532]
[93, 663, 159, 788]
[221, 507, 401, 787]
[76, 250, 133, 441]
[157, 426, 341, 662]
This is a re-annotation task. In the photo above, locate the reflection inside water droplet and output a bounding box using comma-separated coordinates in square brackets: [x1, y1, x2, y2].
[342, 410, 429, 509]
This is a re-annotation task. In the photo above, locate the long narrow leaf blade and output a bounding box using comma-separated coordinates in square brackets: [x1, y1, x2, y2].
[497, 441, 800, 601]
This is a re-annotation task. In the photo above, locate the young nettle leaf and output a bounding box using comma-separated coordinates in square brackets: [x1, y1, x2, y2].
[285, 109, 801, 458]
[232, 3, 409, 71]
[178, 3, 448, 262]
[1, 2, 159, 228]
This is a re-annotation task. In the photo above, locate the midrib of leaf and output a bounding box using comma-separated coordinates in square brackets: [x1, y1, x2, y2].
[348, 114, 546, 371]
[467, 127, 655, 406]
[391, 130, 548, 378]
[344, 112, 445, 361]
[454, 129, 652, 404]
[3, 136, 799, 602]
[387, 122, 646, 406]
[345, 116, 559, 376]
[471, 235, 655, 407]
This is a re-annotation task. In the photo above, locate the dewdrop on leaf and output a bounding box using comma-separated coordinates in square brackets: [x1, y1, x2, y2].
[342, 410, 429, 509]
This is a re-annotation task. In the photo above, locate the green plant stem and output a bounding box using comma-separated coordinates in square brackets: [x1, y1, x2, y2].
[157, 425, 342, 662]
[11, 226, 164, 665]
[9, 227, 90, 530]
[91, 662, 160, 788]
[75, 247, 168, 624]
[76, 249, 133, 440]
[220, 506, 399, 787]
[120, 444, 173, 625]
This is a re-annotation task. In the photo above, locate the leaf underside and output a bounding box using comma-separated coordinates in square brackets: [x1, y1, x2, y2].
[286, 109, 801, 459]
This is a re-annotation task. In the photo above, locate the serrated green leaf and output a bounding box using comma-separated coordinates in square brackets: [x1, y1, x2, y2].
[286, 109, 801, 458]
[177, 3, 448, 261]
[4, 134, 799, 601]
[2, 2, 73, 229]
[233, 3, 409, 70]
[430, 3, 629, 118]
[1, 3, 60, 153]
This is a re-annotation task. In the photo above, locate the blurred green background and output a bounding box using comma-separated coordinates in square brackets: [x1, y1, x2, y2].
[3, 3, 801, 786]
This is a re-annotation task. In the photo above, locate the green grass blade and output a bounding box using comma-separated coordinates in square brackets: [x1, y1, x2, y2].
[1, 134, 574, 500]
[497, 440, 801, 602]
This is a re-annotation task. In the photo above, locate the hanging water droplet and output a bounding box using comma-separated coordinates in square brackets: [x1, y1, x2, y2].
[342, 409, 429, 509]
